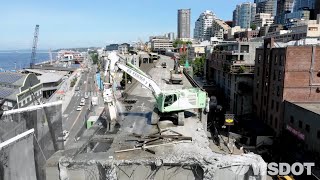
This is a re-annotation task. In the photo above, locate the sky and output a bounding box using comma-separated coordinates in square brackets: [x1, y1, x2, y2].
[0, 0, 252, 50]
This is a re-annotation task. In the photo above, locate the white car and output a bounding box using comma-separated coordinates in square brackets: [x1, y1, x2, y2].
[62, 130, 69, 141]
[84, 94, 89, 99]
[81, 98, 85, 102]
[80, 101, 85, 106]
[76, 106, 82, 111]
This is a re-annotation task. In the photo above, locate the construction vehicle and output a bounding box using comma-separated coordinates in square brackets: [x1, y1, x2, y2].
[107, 52, 209, 126]
[169, 57, 183, 84]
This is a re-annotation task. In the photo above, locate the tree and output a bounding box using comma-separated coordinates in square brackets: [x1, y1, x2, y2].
[250, 24, 257, 30]
[192, 56, 205, 76]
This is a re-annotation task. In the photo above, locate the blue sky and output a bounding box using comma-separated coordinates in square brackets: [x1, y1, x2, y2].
[0, 0, 252, 50]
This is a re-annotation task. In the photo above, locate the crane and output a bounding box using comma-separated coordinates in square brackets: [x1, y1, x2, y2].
[30, 25, 39, 69]
[107, 52, 209, 126]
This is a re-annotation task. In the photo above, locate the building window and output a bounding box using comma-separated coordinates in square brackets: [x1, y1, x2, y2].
[270, 115, 273, 126]
[275, 55, 278, 65]
[276, 102, 279, 112]
[267, 55, 270, 64]
[258, 54, 261, 63]
[299, 120, 303, 128]
[275, 118, 278, 128]
[257, 81, 260, 88]
[279, 55, 283, 66]
[273, 70, 276, 80]
[257, 67, 260, 76]
[264, 96, 267, 106]
[317, 130, 320, 139]
[290, 116, 294, 124]
[256, 92, 258, 100]
[277, 86, 280, 96]
[306, 124, 310, 133]
[278, 71, 282, 81]
[271, 100, 274, 109]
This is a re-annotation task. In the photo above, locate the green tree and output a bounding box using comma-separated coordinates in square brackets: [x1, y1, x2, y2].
[192, 56, 205, 76]
[250, 24, 257, 30]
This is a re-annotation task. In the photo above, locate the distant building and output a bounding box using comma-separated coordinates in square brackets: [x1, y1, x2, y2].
[234, 29, 260, 41]
[168, 32, 175, 41]
[256, 0, 277, 17]
[118, 43, 130, 54]
[233, 2, 256, 29]
[177, 9, 191, 39]
[227, 26, 246, 39]
[275, 0, 294, 24]
[266, 15, 320, 42]
[293, 0, 315, 12]
[0, 72, 42, 110]
[253, 38, 320, 135]
[225, 21, 233, 27]
[105, 44, 119, 51]
[253, 13, 274, 28]
[150, 36, 173, 52]
[193, 10, 215, 41]
[207, 41, 263, 118]
[211, 18, 230, 40]
[188, 41, 210, 60]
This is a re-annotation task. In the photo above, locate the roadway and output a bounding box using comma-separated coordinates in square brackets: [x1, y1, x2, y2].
[62, 59, 97, 146]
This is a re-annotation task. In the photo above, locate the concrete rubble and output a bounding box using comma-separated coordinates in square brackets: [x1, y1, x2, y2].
[45, 55, 267, 180]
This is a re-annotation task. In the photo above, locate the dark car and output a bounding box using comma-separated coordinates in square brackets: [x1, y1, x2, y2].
[161, 62, 167, 68]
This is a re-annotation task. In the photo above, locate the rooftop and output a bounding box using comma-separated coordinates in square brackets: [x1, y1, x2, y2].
[0, 86, 19, 101]
[294, 102, 320, 115]
[0, 72, 26, 86]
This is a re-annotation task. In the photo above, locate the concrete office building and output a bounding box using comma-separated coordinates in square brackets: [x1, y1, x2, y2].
[193, 10, 215, 41]
[253, 38, 320, 135]
[212, 18, 230, 40]
[253, 13, 274, 28]
[256, 0, 277, 17]
[0, 72, 42, 110]
[118, 43, 130, 54]
[233, 2, 256, 29]
[150, 36, 173, 52]
[177, 9, 191, 39]
[207, 41, 263, 118]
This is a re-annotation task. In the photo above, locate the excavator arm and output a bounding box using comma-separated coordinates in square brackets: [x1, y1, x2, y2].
[107, 52, 162, 97]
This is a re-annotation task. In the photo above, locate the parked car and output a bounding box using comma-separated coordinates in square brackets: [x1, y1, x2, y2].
[80, 101, 85, 106]
[75, 86, 80, 91]
[84, 94, 89, 99]
[76, 106, 82, 111]
[161, 62, 167, 68]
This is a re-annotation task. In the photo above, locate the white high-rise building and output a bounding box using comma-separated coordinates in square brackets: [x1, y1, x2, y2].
[193, 10, 215, 41]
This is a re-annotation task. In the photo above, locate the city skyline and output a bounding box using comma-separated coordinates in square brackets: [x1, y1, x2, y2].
[0, 0, 252, 50]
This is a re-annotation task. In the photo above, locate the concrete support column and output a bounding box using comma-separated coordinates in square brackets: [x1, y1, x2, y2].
[201, 110, 207, 132]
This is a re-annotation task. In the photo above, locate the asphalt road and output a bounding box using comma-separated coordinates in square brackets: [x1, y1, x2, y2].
[62, 60, 97, 146]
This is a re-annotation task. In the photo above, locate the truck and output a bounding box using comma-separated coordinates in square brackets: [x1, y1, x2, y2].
[169, 57, 183, 84]
[107, 52, 210, 126]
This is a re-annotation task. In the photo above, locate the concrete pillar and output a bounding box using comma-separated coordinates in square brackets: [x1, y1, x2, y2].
[201, 110, 208, 132]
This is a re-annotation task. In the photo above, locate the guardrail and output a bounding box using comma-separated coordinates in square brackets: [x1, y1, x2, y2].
[183, 68, 205, 91]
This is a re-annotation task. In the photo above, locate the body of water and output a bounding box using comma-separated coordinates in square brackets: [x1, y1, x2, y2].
[0, 50, 57, 71]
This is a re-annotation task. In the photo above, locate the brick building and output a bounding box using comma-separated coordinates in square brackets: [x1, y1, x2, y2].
[253, 38, 320, 135]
